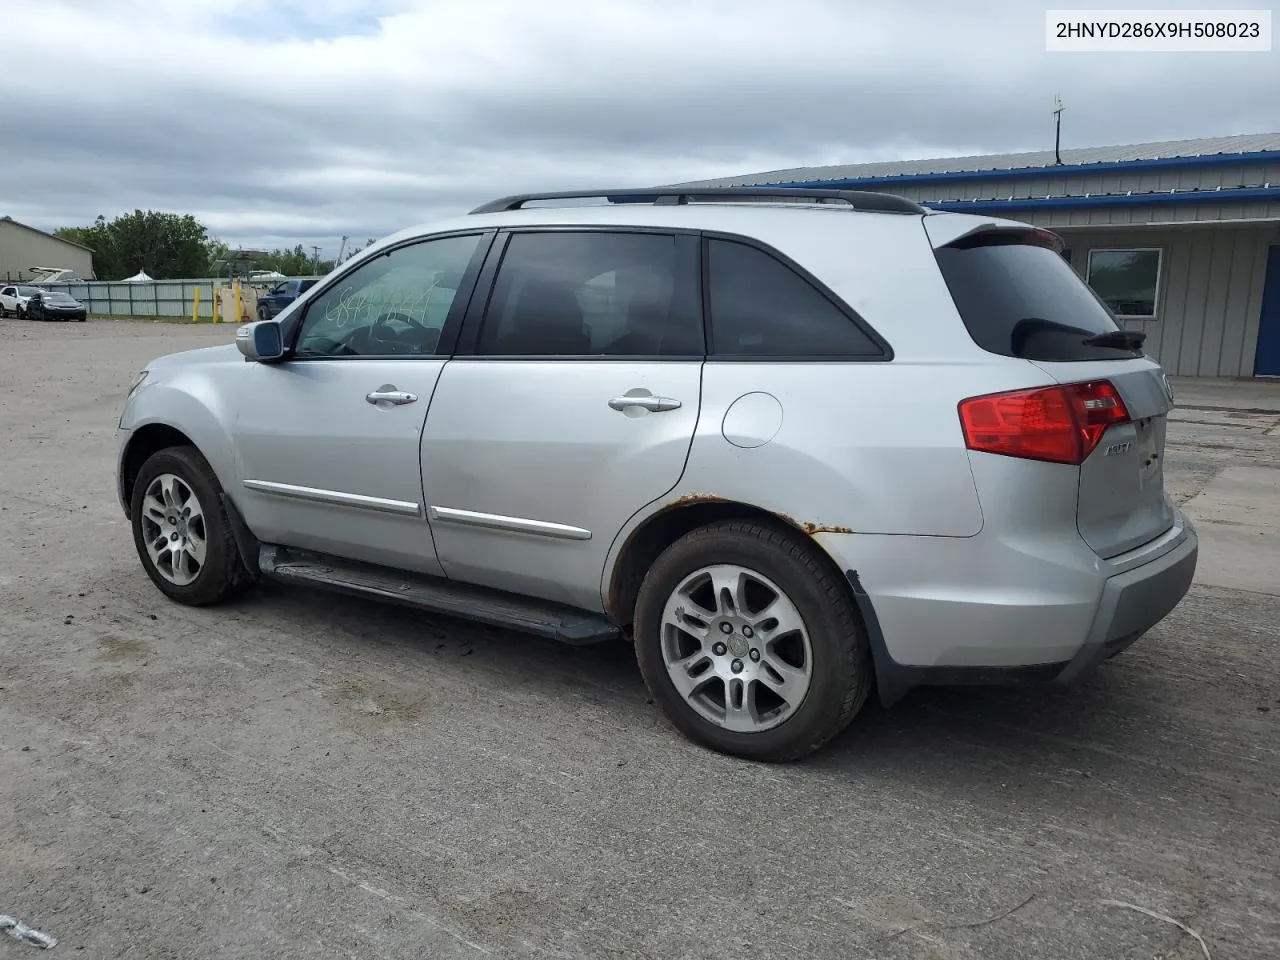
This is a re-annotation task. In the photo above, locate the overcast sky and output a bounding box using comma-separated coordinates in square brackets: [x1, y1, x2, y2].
[2, 0, 1275, 256]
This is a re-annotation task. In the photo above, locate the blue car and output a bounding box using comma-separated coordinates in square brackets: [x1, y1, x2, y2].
[255, 278, 320, 321]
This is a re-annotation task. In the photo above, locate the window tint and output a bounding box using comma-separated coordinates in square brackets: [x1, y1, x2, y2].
[934, 235, 1140, 362]
[1087, 249, 1160, 318]
[706, 239, 883, 357]
[299, 278, 319, 293]
[295, 234, 481, 358]
[477, 232, 701, 357]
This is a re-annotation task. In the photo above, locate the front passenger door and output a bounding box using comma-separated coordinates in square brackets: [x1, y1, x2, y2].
[421, 229, 705, 610]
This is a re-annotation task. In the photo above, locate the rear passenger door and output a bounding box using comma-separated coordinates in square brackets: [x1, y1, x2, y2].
[420, 229, 704, 611]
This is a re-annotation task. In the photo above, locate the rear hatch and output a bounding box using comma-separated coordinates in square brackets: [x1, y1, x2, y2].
[928, 218, 1175, 559]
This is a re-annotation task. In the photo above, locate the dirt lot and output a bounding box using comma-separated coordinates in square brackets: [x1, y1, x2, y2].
[2, 320, 1278, 959]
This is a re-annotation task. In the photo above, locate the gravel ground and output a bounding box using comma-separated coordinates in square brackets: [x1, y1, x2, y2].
[2, 319, 1278, 960]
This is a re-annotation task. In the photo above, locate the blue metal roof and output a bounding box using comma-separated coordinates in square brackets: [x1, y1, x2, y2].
[675, 132, 1280, 189]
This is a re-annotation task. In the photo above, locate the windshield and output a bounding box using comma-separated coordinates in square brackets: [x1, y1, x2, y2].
[44, 292, 78, 304]
[934, 233, 1142, 362]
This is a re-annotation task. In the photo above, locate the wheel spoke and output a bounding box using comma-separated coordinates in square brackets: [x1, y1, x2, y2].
[668, 657, 717, 699]
[666, 605, 711, 639]
[177, 545, 198, 583]
[186, 529, 207, 565]
[708, 566, 747, 618]
[750, 595, 806, 638]
[758, 653, 808, 706]
[183, 491, 204, 523]
[142, 494, 167, 522]
[723, 677, 759, 730]
[159, 475, 180, 510]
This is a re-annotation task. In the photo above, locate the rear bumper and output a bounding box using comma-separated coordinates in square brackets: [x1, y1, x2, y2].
[1054, 522, 1198, 683]
[817, 512, 1198, 704]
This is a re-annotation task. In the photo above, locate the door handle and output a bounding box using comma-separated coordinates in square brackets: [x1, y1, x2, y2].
[608, 395, 682, 413]
[366, 389, 418, 406]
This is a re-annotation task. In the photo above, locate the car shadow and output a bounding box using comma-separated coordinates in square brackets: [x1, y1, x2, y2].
[244, 579, 1162, 780]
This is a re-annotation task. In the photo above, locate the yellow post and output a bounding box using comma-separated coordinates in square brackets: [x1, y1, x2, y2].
[191, 286, 201, 323]
[212, 284, 220, 323]
[234, 281, 242, 324]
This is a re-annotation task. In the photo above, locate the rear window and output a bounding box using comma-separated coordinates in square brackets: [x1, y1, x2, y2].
[934, 234, 1141, 362]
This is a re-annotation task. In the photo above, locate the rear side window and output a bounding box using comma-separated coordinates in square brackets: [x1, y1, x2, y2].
[477, 231, 702, 357]
[934, 234, 1140, 361]
[706, 239, 884, 358]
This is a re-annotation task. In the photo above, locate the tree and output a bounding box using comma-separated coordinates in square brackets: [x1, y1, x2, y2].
[55, 211, 211, 280]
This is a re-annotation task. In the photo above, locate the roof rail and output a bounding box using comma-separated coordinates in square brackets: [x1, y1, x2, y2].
[468, 187, 927, 216]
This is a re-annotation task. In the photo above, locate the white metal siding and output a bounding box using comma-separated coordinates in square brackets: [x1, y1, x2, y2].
[1058, 224, 1280, 376]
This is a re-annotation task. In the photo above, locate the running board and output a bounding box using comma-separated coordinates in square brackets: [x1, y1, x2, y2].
[258, 545, 619, 645]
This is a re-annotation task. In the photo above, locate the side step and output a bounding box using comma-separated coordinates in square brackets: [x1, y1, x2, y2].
[258, 545, 619, 645]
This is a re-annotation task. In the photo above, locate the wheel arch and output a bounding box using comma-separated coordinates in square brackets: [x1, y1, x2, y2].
[120, 423, 199, 512]
[604, 495, 856, 629]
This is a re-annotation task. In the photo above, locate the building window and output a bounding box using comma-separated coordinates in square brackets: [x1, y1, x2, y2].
[1086, 248, 1161, 319]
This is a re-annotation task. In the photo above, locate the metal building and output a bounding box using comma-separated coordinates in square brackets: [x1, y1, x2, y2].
[678, 132, 1280, 378]
[0, 216, 95, 282]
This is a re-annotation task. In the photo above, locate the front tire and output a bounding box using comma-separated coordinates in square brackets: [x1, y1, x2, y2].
[634, 520, 872, 762]
[130, 445, 254, 606]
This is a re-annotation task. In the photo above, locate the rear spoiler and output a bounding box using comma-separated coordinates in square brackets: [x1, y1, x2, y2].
[923, 217, 1064, 253]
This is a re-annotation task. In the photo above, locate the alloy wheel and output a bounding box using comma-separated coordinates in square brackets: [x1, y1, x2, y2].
[139, 473, 208, 586]
[660, 564, 814, 733]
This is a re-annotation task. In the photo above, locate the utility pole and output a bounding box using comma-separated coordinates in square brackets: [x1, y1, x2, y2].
[311, 245, 322, 272]
[1053, 94, 1065, 165]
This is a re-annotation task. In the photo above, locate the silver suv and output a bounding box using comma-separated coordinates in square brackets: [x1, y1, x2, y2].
[116, 187, 1198, 761]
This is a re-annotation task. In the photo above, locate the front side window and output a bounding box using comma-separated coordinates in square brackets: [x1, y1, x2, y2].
[705, 239, 884, 358]
[476, 231, 701, 357]
[1086, 248, 1161, 318]
[295, 234, 482, 358]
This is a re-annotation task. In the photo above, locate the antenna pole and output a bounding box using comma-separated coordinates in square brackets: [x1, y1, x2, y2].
[1053, 94, 1065, 165]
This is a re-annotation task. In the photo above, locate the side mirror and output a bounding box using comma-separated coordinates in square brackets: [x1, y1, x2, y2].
[236, 320, 285, 362]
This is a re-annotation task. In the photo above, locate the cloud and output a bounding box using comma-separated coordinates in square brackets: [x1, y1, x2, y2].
[1, 0, 1274, 254]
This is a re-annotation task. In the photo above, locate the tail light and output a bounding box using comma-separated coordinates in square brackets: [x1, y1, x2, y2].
[959, 380, 1130, 465]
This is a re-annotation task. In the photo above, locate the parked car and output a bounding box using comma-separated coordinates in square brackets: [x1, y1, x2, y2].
[0, 284, 47, 318]
[27, 290, 87, 321]
[256, 277, 320, 321]
[115, 187, 1197, 761]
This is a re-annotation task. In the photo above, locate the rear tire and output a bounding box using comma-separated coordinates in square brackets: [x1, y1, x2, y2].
[634, 520, 871, 762]
[130, 445, 254, 606]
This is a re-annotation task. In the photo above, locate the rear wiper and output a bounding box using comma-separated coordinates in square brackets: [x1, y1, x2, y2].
[1082, 330, 1146, 350]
